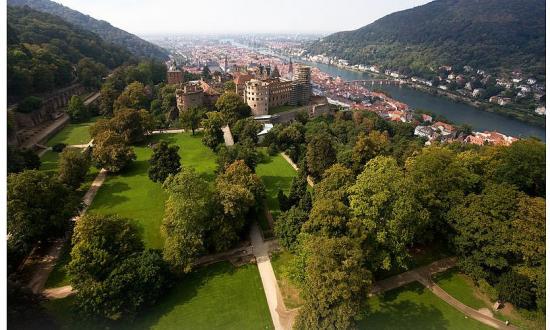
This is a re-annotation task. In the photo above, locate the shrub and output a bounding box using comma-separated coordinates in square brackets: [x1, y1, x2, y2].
[16, 96, 42, 113]
[52, 143, 67, 153]
[496, 271, 535, 309]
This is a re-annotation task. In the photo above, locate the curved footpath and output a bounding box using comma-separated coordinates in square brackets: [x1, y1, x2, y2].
[370, 257, 517, 329]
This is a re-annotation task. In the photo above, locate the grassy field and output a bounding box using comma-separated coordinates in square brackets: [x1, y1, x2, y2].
[87, 132, 217, 249]
[434, 269, 545, 329]
[255, 150, 297, 220]
[358, 282, 491, 330]
[46, 117, 100, 146]
[44, 262, 273, 330]
[434, 269, 487, 310]
[39, 150, 60, 174]
[270, 250, 303, 309]
[45, 133, 217, 288]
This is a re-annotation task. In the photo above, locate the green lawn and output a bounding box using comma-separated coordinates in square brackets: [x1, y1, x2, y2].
[255, 150, 298, 220]
[434, 269, 486, 310]
[87, 132, 217, 249]
[271, 250, 303, 309]
[358, 282, 491, 330]
[434, 269, 546, 329]
[39, 150, 60, 173]
[44, 262, 273, 330]
[43, 133, 217, 290]
[46, 117, 100, 146]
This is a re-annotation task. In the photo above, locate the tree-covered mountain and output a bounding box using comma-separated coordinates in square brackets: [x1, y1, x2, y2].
[7, 5, 131, 101]
[7, 0, 169, 61]
[307, 0, 545, 79]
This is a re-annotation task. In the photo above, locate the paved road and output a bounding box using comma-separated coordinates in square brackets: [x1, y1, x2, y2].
[280, 153, 314, 187]
[222, 125, 234, 146]
[250, 223, 296, 330]
[370, 257, 457, 295]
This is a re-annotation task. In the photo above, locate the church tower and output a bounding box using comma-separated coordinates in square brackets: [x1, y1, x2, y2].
[288, 57, 294, 79]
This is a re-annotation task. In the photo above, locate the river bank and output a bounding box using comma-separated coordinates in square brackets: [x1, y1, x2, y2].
[292, 57, 545, 141]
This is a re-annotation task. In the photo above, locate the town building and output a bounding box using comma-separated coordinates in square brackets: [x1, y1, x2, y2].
[243, 65, 312, 116]
[175, 80, 221, 112]
[176, 82, 204, 111]
[167, 69, 184, 85]
[465, 131, 517, 146]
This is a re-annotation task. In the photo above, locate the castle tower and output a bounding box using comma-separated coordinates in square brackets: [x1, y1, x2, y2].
[288, 57, 294, 79]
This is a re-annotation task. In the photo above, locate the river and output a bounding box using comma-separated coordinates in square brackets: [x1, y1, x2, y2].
[296, 59, 546, 141]
[230, 41, 545, 140]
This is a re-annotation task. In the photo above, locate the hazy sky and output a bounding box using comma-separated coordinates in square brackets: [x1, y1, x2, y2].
[52, 0, 432, 35]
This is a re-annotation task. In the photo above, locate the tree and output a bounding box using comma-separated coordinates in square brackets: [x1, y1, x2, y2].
[162, 168, 212, 272]
[69, 214, 143, 284]
[314, 164, 354, 202]
[68, 214, 170, 320]
[351, 130, 389, 173]
[8, 170, 79, 268]
[349, 156, 429, 271]
[448, 183, 520, 280]
[215, 92, 251, 125]
[58, 148, 90, 189]
[16, 96, 42, 113]
[302, 198, 351, 238]
[306, 133, 336, 180]
[210, 160, 265, 251]
[216, 142, 260, 171]
[76, 58, 107, 88]
[7, 146, 40, 174]
[405, 146, 476, 237]
[89, 108, 154, 145]
[180, 107, 205, 135]
[294, 236, 372, 330]
[99, 81, 120, 116]
[224, 81, 236, 92]
[148, 141, 181, 183]
[489, 139, 545, 197]
[274, 207, 308, 251]
[66, 95, 89, 122]
[231, 117, 263, 144]
[496, 271, 535, 309]
[201, 111, 225, 150]
[92, 130, 136, 172]
[113, 81, 150, 112]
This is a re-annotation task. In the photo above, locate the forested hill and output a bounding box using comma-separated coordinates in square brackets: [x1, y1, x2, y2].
[7, 0, 169, 61]
[307, 0, 545, 79]
[7, 6, 131, 102]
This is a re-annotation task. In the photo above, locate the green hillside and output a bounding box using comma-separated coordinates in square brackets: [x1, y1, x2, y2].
[7, 5, 131, 101]
[308, 0, 545, 79]
[8, 0, 169, 61]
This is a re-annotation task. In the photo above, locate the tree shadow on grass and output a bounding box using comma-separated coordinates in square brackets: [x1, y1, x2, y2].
[358, 283, 450, 330]
[358, 300, 451, 330]
[45, 263, 245, 330]
[113, 262, 239, 330]
[91, 181, 131, 208]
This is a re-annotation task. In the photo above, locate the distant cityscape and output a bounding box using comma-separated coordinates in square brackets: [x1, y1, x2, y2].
[159, 36, 522, 146]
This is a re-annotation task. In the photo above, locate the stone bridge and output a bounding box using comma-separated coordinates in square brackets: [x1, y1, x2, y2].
[345, 79, 404, 86]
